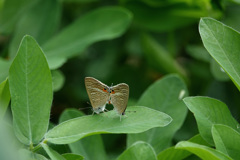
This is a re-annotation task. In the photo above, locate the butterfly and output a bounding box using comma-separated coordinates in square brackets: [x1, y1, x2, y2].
[85, 77, 129, 120]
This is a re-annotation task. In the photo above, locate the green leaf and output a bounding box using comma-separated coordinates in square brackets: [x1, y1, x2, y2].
[0, 123, 19, 160]
[42, 143, 66, 160]
[59, 108, 108, 160]
[62, 153, 84, 160]
[212, 124, 240, 159]
[175, 141, 232, 160]
[222, 5, 240, 32]
[186, 45, 211, 62]
[210, 59, 229, 81]
[43, 6, 132, 69]
[157, 146, 190, 160]
[0, 0, 35, 33]
[9, 0, 61, 59]
[19, 149, 48, 160]
[59, 108, 85, 123]
[45, 106, 172, 144]
[122, 2, 219, 32]
[199, 17, 240, 91]
[117, 141, 157, 160]
[183, 97, 239, 145]
[0, 79, 10, 120]
[9, 35, 53, 145]
[52, 70, 65, 92]
[69, 135, 107, 160]
[141, 34, 187, 79]
[138, 0, 212, 7]
[0, 59, 11, 83]
[62, 0, 98, 2]
[127, 74, 188, 153]
[157, 134, 209, 160]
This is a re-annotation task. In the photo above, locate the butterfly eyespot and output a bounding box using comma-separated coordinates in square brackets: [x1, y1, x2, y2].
[111, 90, 115, 94]
[103, 88, 107, 92]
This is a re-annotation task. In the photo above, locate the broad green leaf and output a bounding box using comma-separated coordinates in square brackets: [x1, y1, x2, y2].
[9, 0, 61, 59]
[0, 59, 11, 83]
[59, 108, 108, 160]
[42, 143, 66, 160]
[45, 106, 172, 144]
[199, 17, 240, 91]
[117, 141, 157, 160]
[9, 35, 53, 145]
[183, 97, 239, 145]
[43, 7, 132, 69]
[19, 149, 48, 160]
[0, 0, 35, 33]
[0, 79, 10, 120]
[141, 34, 187, 79]
[157, 134, 209, 160]
[210, 59, 229, 81]
[52, 70, 65, 92]
[212, 124, 240, 159]
[127, 74, 188, 153]
[62, 153, 84, 160]
[175, 141, 232, 160]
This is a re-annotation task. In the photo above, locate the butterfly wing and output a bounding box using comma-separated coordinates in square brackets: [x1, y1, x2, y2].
[85, 77, 110, 113]
[110, 83, 129, 115]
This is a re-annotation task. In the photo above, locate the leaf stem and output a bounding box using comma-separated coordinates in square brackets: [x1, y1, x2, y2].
[31, 139, 48, 152]
[31, 143, 41, 152]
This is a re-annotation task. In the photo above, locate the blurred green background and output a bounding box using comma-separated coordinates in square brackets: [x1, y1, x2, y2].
[1, 0, 240, 158]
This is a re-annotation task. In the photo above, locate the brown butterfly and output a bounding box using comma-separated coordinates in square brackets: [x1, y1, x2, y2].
[85, 77, 129, 120]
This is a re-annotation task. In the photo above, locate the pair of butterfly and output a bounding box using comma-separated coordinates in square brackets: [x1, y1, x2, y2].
[85, 77, 129, 120]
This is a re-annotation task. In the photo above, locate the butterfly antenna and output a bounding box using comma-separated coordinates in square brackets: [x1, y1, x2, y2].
[78, 106, 92, 111]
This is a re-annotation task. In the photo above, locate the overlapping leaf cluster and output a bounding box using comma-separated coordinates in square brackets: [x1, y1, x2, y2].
[1, 0, 240, 160]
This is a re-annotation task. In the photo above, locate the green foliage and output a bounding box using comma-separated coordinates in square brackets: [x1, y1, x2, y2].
[45, 106, 172, 144]
[212, 124, 240, 159]
[43, 6, 133, 69]
[42, 143, 66, 160]
[59, 109, 108, 160]
[9, 0, 61, 59]
[0, 79, 10, 120]
[1, 0, 240, 160]
[175, 141, 232, 160]
[9, 35, 53, 145]
[128, 75, 188, 153]
[19, 149, 48, 160]
[199, 17, 240, 91]
[157, 134, 210, 160]
[141, 34, 187, 79]
[117, 141, 157, 160]
[183, 96, 239, 145]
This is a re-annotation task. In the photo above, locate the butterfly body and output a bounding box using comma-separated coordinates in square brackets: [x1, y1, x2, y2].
[85, 77, 129, 117]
